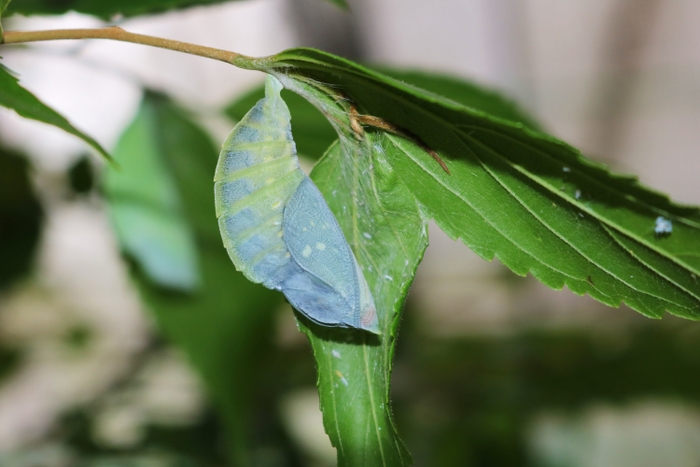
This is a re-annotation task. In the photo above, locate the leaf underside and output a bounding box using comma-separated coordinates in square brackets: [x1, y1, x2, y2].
[264, 48, 700, 321]
[104, 93, 282, 465]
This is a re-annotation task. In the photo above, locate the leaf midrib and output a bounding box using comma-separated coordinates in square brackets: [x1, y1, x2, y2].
[314, 142, 388, 466]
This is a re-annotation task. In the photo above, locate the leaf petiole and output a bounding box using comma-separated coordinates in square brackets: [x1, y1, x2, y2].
[1, 26, 253, 66]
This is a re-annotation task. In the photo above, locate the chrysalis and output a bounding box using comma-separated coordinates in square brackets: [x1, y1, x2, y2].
[214, 75, 379, 334]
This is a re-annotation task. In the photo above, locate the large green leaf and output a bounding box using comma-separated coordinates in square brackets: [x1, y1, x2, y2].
[303, 133, 427, 467]
[104, 94, 282, 466]
[248, 48, 700, 321]
[0, 64, 111, 162]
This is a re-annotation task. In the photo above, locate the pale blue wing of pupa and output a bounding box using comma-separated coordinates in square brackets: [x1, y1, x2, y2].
[283, 177, 378, 332]
[214, 75, 379, 333]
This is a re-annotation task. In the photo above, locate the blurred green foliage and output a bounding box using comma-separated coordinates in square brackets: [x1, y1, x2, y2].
[68, 156, 95, 196]
[104, 92, 287, 465]
[0, 145, 42, 290]
[392, 315, 700, 466]
[36, 317, 700, 466]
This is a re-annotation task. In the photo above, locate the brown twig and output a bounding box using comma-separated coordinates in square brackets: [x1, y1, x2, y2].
[1, 26, 248, 65]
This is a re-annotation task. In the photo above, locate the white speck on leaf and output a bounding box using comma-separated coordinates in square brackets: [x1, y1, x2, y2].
[563, 167, 571, 172]
[302, 245, 312, 257]
[654, 216, 672, 235]
[335, 370, 349, 387]
[384, 275, 393, 281]
[363, 232, 372, 239]
[575, 190, 581, 200]
[332, 350, 341, 359]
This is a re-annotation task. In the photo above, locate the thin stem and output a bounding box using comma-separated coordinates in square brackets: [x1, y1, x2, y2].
[1, 26, 251, 65]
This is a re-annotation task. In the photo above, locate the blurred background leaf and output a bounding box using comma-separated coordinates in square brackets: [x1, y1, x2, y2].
[0, 145, 42, 291]
[104, 92, 284, 466]
[68, 155, 95, 196]
[5, 0, 347, 19]
[392, 314, 700, 467]
[318, 0, 348, 11]
[105, 100, 200, 292]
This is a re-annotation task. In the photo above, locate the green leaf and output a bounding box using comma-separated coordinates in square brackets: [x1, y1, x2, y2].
[0, 64, 112, 163]
[104, 94, 282, 466]
[5, 0, 238, 19]
[105, 99, 200, 292]
[304, 132, 427, 467]
[259, 48, 700, 320]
